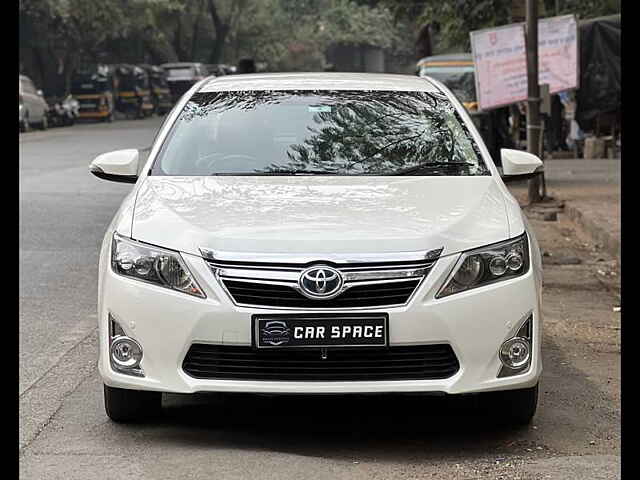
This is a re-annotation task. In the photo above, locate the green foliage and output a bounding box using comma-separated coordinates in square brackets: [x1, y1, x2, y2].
[227, 0, 401, 70]
[20, 0, 403, 73]
[554, 0, 620, 19]
[418, 0, 621, 53]
[419, 0, 512, 52]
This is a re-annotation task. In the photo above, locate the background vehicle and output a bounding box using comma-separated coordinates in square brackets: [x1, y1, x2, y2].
[19, 74, 49, 132]
[160, 62, 208, 103]
[65, 95, 80, 120]
[70, 65, 115, 122]
[114, 64, 154, 119]
[204, 64, 227, 77]
[45, 94, 78, 127]
[417, 53, 513, 165]
[140, 64, 173, 115]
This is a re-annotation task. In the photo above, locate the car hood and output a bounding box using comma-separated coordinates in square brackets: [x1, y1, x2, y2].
[130, 176, 510, 258]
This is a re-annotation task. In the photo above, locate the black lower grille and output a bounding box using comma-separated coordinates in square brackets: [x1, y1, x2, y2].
[182, 344, 459, 381]
[222, 279, 421, 308]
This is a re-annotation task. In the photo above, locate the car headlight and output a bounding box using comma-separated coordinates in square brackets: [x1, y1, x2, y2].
[436, 233, 529, 298]
[111, 233, 205, 298]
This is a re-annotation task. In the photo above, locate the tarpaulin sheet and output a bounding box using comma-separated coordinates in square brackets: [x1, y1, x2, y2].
[575, 14, 620, 131]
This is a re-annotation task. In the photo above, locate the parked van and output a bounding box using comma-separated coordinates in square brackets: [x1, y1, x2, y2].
[161, 62, 208, 103]
[19, 74, 49, 132]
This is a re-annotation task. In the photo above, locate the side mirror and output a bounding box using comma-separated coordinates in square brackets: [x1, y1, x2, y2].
[89, 149, 139, 184]
[500, 149, 543, 182]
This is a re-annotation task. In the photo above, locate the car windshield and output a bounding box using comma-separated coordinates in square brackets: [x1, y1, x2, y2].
[71, 74, 111, 94]
[151, 90, 489, 176]
[419, 66, 477, 103]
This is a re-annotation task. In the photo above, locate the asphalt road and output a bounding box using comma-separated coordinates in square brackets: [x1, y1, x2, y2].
[19, 120, 621, 479]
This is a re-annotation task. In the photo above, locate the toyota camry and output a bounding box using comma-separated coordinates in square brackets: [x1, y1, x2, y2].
[90, 72, 543, 424]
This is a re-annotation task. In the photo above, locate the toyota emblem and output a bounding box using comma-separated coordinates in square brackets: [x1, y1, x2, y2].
[298, 266, 343, 299]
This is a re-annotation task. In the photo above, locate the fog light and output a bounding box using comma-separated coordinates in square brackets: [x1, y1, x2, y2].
[110, 336, 143, 369]
[499, 337, 530, 369]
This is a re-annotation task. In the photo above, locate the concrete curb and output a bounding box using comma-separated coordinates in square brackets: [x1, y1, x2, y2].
[563, 201, 620, 262]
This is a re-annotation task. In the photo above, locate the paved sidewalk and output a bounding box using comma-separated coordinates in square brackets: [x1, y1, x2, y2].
[509, 158, 621, 261]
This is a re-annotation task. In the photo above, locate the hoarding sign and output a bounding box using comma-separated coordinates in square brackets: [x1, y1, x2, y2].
[470, 15, 578, 111]
[538, 15, 579, 94]
[470, 23, 527, 111]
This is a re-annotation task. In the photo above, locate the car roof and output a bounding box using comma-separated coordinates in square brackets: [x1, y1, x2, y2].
[198, 72, 441, 93]
[417, 53, 473, 67]
[161, 62, 203, 68]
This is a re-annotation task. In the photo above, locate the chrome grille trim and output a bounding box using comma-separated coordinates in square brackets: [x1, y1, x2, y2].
[200, 247, 444, 264]
[204, 253, 442, 310]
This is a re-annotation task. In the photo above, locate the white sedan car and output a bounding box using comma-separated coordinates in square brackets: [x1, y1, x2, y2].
[90, 72, 543, 424]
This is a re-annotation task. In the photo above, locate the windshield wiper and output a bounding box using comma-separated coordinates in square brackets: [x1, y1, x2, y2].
[210, 169, 337, 176]
[265, 169, 338, 175]
[393, 162, 477, 176]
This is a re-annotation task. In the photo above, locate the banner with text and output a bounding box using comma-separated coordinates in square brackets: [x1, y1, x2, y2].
[470, 15, 578, 111]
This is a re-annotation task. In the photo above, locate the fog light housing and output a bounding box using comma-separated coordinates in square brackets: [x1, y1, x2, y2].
[497, 313, 533, 378]
[499, 337, 531, 369]
[110, 337, 143, 369]
[108, 314, 144, 377]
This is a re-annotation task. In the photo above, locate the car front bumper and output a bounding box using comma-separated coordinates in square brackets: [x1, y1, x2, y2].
[98, 242, 542, 395]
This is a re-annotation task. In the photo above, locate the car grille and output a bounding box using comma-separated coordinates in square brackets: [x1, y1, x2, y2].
[205, 251, 442, 310]
[182, 344, 460, 381]
[223, 279, 421, 308]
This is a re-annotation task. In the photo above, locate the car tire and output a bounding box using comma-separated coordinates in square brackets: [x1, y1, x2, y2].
[39, 115, 48, 130]
[480, 383, 538, 427]
[103, 384, 162, 423]
[20, 114, 30, 133]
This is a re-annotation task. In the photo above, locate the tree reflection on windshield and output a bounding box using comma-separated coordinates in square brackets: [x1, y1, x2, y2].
[153, 90, 489, 176]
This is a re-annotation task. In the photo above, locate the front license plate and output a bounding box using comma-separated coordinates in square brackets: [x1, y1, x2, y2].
[254, 315, 388, 349]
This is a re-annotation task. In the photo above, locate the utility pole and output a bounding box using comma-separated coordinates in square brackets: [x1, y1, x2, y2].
[526, 0, 543, 203]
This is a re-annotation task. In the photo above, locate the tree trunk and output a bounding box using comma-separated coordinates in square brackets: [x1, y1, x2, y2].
[191, 0, 204, 60]
[207, 0, 229, 63]
[173, 17, 184, 61]
[209, 24, 229, 63]
[31, 45, 49, 93]
[526, 0, 543, 203]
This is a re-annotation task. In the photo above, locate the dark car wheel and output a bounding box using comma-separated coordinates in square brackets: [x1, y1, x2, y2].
[20, 114, 30, 133]
[103, 384, 162, 423]
[479, 383, 538, 427]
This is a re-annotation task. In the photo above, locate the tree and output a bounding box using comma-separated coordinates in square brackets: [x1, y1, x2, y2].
[20, 0, 131, 94]
[19, 0, 415, 92]
[554, 0, 620, 18]
[413, 0, 620, 54]
[206, 0, 250, 63]
[418, 0, 512, 52]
